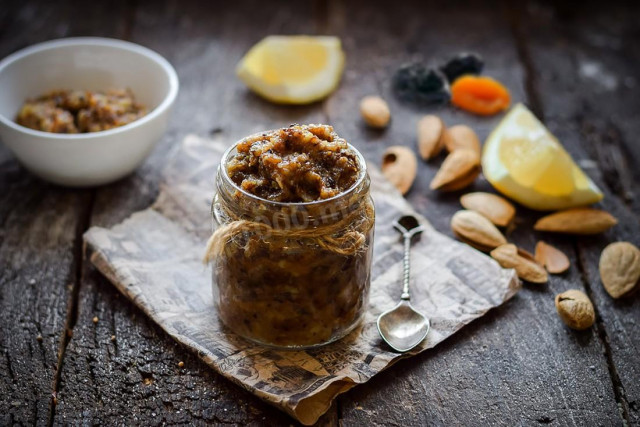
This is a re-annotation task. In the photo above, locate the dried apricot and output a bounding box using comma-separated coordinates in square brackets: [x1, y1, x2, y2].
[451, 76, 510, 116]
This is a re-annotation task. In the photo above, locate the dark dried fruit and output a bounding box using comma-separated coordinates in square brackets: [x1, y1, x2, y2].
[392, 63, 450, 105]
[440, 52, 484, 83]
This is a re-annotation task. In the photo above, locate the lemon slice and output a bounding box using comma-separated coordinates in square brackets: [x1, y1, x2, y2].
[482, 103, 603, 210]
[236, 35, 345, 104]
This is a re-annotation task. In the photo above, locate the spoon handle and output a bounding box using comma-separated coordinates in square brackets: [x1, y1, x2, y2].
[401, 234, 411, 300]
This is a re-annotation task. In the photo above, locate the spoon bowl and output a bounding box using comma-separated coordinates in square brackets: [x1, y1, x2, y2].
[377, 301, 430, 352]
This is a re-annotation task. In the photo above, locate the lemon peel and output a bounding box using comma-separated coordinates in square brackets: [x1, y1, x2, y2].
[236, 35, 345, 104]
[482, 103, 603, 210]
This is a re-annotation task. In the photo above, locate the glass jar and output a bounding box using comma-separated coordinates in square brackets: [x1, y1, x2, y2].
[209, 137, 374, 349]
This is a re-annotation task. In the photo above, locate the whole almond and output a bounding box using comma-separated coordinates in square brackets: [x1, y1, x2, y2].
[451, 210, 507, 252]
[534, 208, 618, 234]
[555, 289, 595, 330]
[381, 146, 417, 195]
[535, 241, 570, 274]
[490, 244, 548, 283]
[460, 192, 516, 227]
[417, 115, 445, 160]
[360, 96, 391, 128]
[599, 241, 640, 298]
[430, 149, 480, 191]
[443, 125, 481, 155]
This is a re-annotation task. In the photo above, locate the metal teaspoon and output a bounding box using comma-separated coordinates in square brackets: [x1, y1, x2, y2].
[377, 215, 430, 352]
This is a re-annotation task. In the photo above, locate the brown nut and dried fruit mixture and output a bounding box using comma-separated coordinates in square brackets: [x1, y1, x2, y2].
[16, 89, 147, 133]
[226, 124, 360, 203]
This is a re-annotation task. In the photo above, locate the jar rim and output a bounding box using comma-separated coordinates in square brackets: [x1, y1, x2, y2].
[218, 130, 369, 208]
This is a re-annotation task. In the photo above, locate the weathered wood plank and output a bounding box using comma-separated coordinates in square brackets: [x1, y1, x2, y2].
[54, 0, 336, 424]
[2, 0, 636, 425]
[519, 1, 640, 424]
[55, 267, 309, 425]
[0, 162, 90, 426]
[519, 0, 640, 214]
[323, 0, 624, 425]
[0, 1, 127, 424]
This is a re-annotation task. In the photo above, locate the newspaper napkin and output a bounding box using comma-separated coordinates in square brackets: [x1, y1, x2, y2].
[84, 134, 520, 425]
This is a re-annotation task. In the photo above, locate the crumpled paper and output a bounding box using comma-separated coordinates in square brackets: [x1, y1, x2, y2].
[84, 134, 520, 425]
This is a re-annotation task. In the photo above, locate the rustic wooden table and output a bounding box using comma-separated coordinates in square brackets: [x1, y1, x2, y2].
[1, 0, 639, 425]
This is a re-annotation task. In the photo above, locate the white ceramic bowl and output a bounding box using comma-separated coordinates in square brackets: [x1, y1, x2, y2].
[0, 37, 179, 186]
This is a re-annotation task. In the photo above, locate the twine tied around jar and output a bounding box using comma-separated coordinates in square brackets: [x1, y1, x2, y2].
[203, 201, 374, 264]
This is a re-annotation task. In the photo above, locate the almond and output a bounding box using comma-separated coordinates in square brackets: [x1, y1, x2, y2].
[555, 289, 595, 330]
[451, 210, 507, 252]
[439, 168, 480, 192]
[516, 246, 538, 263]
[417, 115, 445, 160]
[459, 192, 515, 227]
[430, 149, 480, 191]
[360, 96, 391, 128]
[381, 146, 417, 195]
[535, 241, 570, 274]
[534, 208, 618, 235]
[490, 244, 548, 283]
[599, 241, 640, 298]
[442, 124, 481, 155]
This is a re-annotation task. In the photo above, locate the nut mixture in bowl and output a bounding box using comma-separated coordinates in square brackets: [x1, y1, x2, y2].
[16, 88, 147, 133]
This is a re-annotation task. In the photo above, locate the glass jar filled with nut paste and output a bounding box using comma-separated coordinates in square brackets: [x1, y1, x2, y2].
[206, 124, 375, 349]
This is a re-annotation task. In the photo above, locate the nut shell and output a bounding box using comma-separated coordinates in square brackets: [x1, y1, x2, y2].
[490, 244, 548, 283]
[599, 241, 640, 298]
[381, 146, 417, 195]
[443, 124, 481, 155]
[535, 241, 570, 274]
[417, 115, 445, 160]
[460, 192, 515, 227]
[360, 96, 391, 128]
[555, 289, 595, 330]
[430, 149, 480, 191]
[451, 210, 507, 252]
[534, 208, 617, 235]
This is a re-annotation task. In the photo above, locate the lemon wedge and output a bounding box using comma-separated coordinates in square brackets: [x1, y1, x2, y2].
[236, 35, 345, 104]
[482, 103, 603, 210]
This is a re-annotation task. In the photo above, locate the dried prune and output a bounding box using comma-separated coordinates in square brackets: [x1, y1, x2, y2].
[392, 63, 450, 105]
[440, 53, 484, 83]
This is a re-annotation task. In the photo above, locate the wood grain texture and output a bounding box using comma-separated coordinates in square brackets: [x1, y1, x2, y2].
[323, 0, 625, 425]
[0, 0, 638, 425]
[52, 0, 333, 425]
[519, 1, 640, 423]
[0, 0, 126, 424]
[0, 162, 90, 426]
[517, 0, 640, 215]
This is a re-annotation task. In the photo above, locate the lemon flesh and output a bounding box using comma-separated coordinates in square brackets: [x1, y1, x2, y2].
[482, 103, 603, 210]
[236, 36, 345, 104]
